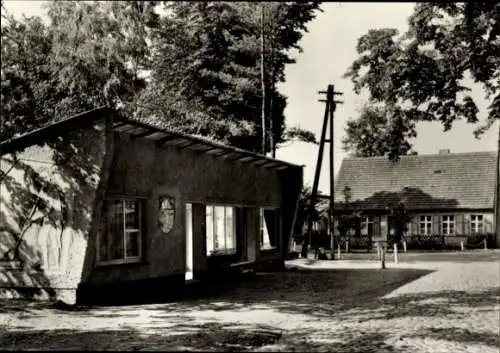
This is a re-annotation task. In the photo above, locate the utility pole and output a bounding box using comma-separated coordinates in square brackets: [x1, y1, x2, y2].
[300, 84, 343, 259]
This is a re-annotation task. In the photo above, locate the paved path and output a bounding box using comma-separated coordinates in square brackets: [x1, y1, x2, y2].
[1, 254, 499, 352]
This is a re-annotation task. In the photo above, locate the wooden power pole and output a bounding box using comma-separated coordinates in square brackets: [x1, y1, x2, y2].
[300, 84, 343, 259]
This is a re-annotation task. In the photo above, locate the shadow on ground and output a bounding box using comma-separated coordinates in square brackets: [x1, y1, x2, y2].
[1, 267, 499, 351]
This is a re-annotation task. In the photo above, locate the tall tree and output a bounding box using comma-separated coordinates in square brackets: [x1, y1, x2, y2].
[1, 11, 54, 139]
[342, 104, 418, 158]
[139, 1, 321, 152]
[344, 3, 499, 161]
[1, 0, 160, 140]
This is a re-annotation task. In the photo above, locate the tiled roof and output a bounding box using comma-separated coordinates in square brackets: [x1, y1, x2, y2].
[334, 151, 498, 210]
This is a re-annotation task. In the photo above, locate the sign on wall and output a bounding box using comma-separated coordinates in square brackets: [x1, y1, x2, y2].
[159, 196, 175, 234]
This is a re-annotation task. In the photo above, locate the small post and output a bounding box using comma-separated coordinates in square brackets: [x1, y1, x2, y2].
[337, 242, 341, 259]
[460, 241, 465, 251]
[380, 244, 386, 269]
[484, 238, 488, 250]
[393, 242, 398, 264]
[403, 240, 407, 253]
[345, 240, 349, 253]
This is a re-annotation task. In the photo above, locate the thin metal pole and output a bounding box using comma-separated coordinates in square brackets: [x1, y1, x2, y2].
[260, 4, 266, 155]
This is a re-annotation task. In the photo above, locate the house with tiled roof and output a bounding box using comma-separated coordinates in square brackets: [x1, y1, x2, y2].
[333, 149, 498, 249]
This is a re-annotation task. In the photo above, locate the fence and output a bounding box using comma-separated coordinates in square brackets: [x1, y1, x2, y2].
[288, 232, 496, 256]
[403, 233, 495, 251]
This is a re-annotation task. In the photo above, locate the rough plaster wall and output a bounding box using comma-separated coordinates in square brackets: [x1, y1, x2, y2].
[87, 134, 285, 285]
[0, 121, 108, 302]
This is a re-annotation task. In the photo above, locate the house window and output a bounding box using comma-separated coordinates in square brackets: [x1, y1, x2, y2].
[442, 215, 455, 235]
[419, 216, 432, 235]
[470, 215, 484, 234]
[260, 208, 279, 250]
[98, 198, 143, 265]
[361, 216, 374, 236]
[206, 205, 236, 256]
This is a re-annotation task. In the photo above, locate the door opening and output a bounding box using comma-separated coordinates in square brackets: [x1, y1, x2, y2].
[185, 203, 194, 281]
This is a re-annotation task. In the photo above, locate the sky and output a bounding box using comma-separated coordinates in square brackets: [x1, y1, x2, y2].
[4, 1, 498, 194]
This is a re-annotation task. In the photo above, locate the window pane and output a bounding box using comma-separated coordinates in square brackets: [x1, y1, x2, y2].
[225, 207, 235, 250]
[206, 206, 214, 255]
[125, 200, 139, 230]
[214, 206, 225, 250]
[109, 201, 124, 260]
[125, 231, 140, 257]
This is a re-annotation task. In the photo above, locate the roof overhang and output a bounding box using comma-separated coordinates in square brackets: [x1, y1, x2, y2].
[112, 117, 302, 172]
[0, 106, 303, 172]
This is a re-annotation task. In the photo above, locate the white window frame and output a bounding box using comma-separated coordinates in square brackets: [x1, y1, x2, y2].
[97, 197, 144, 266]
[442, 215, 455, 235]
[361, 216, 374, 236]
[470, 215, 484, 234]
[260, 208, 279, 250]
[206, 204, 237, 256]
[419, 215, 432, 235]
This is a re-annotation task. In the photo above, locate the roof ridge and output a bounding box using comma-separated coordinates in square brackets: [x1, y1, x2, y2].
[344, 150, 497, 160]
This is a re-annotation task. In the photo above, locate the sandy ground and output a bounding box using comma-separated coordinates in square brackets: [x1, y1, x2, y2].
[1, 250, 499, 352]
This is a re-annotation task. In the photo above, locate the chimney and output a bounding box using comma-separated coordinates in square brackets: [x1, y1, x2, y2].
[438, 149, 451, 155]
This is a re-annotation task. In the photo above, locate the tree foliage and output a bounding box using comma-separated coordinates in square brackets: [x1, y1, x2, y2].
[135, 1, 321, 151]
[344, 3, 500, 160]
[342, 104, 418, 159]
[1, 0, 159, 140]
[1, 1, 321, 152]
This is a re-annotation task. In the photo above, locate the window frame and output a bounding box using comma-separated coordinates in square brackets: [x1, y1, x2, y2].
[470, 214, 484, 234]
[97, 196, 145, 266]
[441, 215, 455, 235]
[259, 207, 280, 250]
[205, 204, 237, 257]
[419, 215, 432, 235]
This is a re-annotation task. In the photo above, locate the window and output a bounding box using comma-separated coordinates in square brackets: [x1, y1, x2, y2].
[260, 208, 279, 250]
[206, 205, 236, 256]
[470, 215, 484, 234]
[98, 198, 143, 265]
[442, 215, 455, 235]
[419, 216, 432, 235]
[361, 216, 374, 236]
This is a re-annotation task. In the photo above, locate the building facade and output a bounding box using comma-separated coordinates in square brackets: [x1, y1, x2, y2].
[0, 107, 303, 304]
[333, 150, 498, 250]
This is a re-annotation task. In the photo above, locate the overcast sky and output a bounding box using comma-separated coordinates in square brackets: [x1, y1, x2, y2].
[4, 1, 498, 194]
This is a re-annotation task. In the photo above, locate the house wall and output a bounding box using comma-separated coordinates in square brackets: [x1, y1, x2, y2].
[0, 118, 113, 304]
[333, 210, 494, 249]
[84, 132, 299, 289]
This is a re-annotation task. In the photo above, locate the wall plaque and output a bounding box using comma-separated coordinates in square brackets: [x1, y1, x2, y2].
[159, 196, 175, 234]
